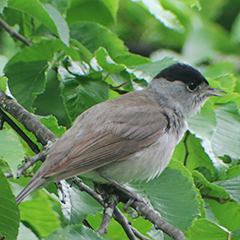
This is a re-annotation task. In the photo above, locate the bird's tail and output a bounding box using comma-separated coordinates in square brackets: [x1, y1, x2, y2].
[16, 174, 46, 205]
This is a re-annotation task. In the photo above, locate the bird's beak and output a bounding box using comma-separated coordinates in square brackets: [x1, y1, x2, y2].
[205, 86, 227, 97]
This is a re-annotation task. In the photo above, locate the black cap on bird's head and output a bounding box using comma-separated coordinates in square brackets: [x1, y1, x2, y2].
[155, 63, 208, 88]
[154, 63, 226, 97]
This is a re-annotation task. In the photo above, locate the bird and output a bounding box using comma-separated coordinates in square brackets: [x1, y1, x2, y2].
[16, 63, 226, 204]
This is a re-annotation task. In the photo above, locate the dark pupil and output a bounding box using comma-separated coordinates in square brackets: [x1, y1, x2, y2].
[189, 82, 197, 91]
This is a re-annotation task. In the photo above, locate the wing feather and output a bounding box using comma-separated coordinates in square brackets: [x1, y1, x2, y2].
[43, 95, 169, 181]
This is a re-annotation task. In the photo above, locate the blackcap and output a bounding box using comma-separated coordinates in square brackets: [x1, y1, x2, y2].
[16, 63, 226, 204]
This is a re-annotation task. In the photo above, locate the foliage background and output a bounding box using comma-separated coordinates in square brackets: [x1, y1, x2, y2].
[0, 0, 240, 239]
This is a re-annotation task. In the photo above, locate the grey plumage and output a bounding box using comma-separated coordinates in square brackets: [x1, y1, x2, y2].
[16, 63, 226, 204]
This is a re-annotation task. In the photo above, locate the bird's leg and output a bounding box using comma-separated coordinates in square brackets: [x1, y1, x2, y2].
[100, 173, 142, 201]
[99, 173, 144, 214]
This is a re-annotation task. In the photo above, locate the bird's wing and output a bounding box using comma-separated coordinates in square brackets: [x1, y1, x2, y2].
[43, 105, 169, 180]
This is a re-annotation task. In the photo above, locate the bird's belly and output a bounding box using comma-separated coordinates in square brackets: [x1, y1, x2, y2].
[80, 129, 186, 184]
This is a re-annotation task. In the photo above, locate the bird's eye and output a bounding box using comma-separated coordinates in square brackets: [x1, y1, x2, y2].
[187, 82, 198, 92]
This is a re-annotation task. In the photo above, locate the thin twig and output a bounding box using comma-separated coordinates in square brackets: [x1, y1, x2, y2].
[16, 148, 49, 178]
[4, 172, 13, 178]
[114, 207, 137, 240]
[0, 18, 33, 47]
[71, 177, 105, 206]
[130, 226, 151, 240]
[97, 195, 118, 235]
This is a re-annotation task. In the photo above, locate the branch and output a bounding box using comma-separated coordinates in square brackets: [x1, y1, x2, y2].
[72, 177, 186, 240]
[0, 18, 33, 47]
[0, 90, 57, 146]
[16, 149, 49, 178]
[0, 108, 40, 153]
[4, 172, 13, 178]
[131, 201, 187, 240]
[72, 177, 138, 239]
[113, 207, 137, 240]
[97, 195, 118, 235]
[72, 177, 105, 206]
[130, 226, 151, 240]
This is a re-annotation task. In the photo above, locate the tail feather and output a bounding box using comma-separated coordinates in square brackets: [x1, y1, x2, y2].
[16, 175, 46, 205]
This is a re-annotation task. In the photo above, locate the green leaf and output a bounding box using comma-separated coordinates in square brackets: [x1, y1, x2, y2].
[94, 47, 125, 73]
[0, 0, 7, 13]
[67, 0, 114, 26]
[128, 167, 201, 232]
[59, 61, 109, 121]
[47, 225, 105, 240]
[168, 160, 205, 217]
[0, 76, 7, 92]
[0, 167, 20, 240]
[46, 0, 70, 15]
[176, 133, 216, 178]
[33, 68, 70, 127]
[232, 229, 240, 240]
[176, 0, 201, 9]
[231, 12, 240, 43]
[5, 61, 48, 111]
[60, 180, 102, 225]
[5, 39, 80, 69]
[19, 190, 61, 238]
[190, 102, 240, 176]
[115, 54, 151, 66]
[8, 0, 68, 45]
[70, 38, 93, 63]
[214, 173, 240, 205]
[188, 101, 217, 139]
[210, 92, 240, 107]
[205, 198, 240, 231]
[38, 115, 66, 138]
[212, 102, 240, 159]
[100, 0, 119, 21]
[135, 0, 183, 31]
[70, 22, 128, 58]
[8, 0, 57, 32]
[0, 129, 25, 178]
[182, 22, 214, 64]
[204, 61, 236, 79]
[185, 219, 230, 240]
[109, 70, 133, 91]
[147, 228, 164, 240]
[212, 74, 236, 93]
[42, 3, 69, 46]
[192, 171, 230, 199]
[61, 77, 109, 121]
[18, 222, 39, 240]
[0, 56, 8, 76]
[128, 57, 176, 81]
[224, 165, 240, 179]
